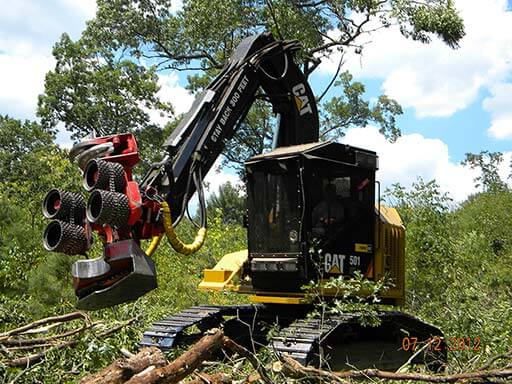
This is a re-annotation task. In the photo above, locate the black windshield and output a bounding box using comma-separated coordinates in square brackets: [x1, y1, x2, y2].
[247, 164, 301, 254]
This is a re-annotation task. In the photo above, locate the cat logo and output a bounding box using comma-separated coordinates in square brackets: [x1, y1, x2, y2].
[292, 83, 313, 116]
[324, 253, 345, 274]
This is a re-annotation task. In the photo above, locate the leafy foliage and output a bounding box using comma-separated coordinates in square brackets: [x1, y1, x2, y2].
[304, 271, 393, 327]
[385, 178, 512, 365]
[83, 0, 464, 71]
[462, 150, 509, 192]
[206, 182, 246, 224]
[0, 116, 80, 296]
[38, 33, 172, 141]
[322, 71, 403, 141]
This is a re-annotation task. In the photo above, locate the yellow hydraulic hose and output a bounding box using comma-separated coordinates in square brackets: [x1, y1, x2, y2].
[161, 201, 207, 255]
[145, 234, 163, 257]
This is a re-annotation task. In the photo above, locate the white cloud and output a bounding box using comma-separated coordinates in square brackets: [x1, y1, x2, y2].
[0, 0, 96, 55]
[0, 0, 96, 121]
[170, 0, 184, 13]
[320, 0, 512, 122]
[59, 0, 97, 20]
[158, 72, 195, 115]
[483, 83, 512, 139]
[148, 72, 195, 126]
[55, 123, 74, 148]
[204, 159, 242, 198]
[342, 126, 480, 202]
[0, 53, 54, 119]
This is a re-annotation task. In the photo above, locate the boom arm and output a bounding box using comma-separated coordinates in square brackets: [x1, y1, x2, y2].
[142, 33, 319, 220]
[41, 33, 319, 310]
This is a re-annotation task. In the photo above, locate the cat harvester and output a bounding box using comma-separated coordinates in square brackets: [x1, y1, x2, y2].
[42, 33, 446, 370]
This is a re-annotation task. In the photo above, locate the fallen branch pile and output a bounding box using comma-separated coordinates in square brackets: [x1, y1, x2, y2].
[79, 328, 512, 384]
[0, 311, 138, 368]
[79, 347, 167, 384]
[4, 312, 512, 383]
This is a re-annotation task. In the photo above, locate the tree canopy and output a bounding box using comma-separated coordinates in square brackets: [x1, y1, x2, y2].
[37, 0, 465, 174]
[206, 181, 245, 224]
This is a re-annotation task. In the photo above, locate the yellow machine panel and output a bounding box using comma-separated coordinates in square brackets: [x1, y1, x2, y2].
[374, 205, 406, 305]
[198, 250, 247, 291]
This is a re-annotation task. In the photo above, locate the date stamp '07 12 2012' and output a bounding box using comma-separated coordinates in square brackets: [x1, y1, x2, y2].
[402, 336, 481, 352]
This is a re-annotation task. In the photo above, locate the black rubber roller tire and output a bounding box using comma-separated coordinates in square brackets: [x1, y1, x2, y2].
[42, 189, 85, 224]
[83, 159, 126, 192]
[86, 190, 130, 228]
[43, 220, 88, 255]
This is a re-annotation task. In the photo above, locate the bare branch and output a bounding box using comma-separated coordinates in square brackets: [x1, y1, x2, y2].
[0, 312, 88, 340]
[279, 355, 512, 383]
[317, 51, 344, 102]
[222, 337, 273, 384]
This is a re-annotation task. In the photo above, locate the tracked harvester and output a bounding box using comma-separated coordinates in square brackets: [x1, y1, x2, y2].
[42, 33, 446, 370]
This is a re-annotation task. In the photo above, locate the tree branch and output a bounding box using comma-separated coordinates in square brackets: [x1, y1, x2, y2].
[222, 337, 273, 384]
[1, 324, 100, 346]
[3, 317, 138, 368]
[279, 355, 512, 383]
[0, 312, 88, 340]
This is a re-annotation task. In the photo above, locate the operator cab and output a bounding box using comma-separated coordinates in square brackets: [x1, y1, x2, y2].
[245, 141, 378, 292]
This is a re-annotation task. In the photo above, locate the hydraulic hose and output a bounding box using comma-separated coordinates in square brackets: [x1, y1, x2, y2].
[146, 234, 163, 257]
[161, 201, 207, 255]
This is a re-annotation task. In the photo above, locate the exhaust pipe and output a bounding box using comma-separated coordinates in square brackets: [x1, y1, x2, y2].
[86, 190, 130, 228]
[83, 159, 126, 192]
[43, 220, 88, 255]
[42, 189, 85, 224]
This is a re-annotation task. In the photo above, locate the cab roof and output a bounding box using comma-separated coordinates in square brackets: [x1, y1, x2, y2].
[245, 141, 378, 170]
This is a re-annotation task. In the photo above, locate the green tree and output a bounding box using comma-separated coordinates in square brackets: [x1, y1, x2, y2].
[322, 71, 403, 141]
[462, 151, 509, 193]
[83, 0, 464, 72]
[38, 33, 172, 141]
[385, 178, 512, 361]
[0, 116, 80, 295]
[455, 190, 512, 256]
[385, 178, 454, 314]
[38, 0, 465, 173]
[207, 181, 246, 224]
[0, 116, 80, 224]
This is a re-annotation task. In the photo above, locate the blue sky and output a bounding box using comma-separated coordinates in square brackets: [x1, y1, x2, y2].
[0, 0, 511, 201]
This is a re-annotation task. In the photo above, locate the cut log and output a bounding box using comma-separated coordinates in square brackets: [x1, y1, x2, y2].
[125, 329, 225, 384]
[79, 347, 166, 384]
